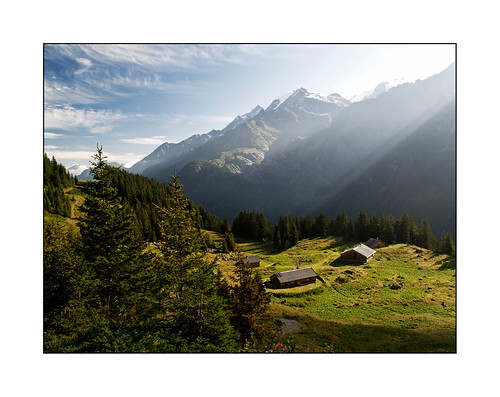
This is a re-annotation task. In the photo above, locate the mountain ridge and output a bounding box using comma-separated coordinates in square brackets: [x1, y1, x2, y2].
[126, 63, 456, 235]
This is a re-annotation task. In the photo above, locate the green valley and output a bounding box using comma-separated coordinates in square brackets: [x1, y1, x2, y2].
[212, 236, 456, 352]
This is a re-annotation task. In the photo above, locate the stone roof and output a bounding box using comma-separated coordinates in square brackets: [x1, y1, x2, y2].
[342, 244, 376, 258]
[243, 256, 260, 264]
[364, 238, 379, 246]
[272, 267, 318, 284]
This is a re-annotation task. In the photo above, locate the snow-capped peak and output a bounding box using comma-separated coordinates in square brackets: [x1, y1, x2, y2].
[326, 93, 352, 107]
[241, 105, 264, 121]
[350, 78, 413, 102]
[265, 91, 294, 111]
[67, 164, 89, 176]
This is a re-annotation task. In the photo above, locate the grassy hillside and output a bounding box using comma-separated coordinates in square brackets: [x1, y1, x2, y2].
[43, 182, 87, 230]
[213, 236, 456, 352]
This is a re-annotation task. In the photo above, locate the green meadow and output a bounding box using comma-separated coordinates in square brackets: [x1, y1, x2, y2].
[228, 237, 456, 353]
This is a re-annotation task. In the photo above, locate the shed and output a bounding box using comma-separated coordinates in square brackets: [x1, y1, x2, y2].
[364, 238, 387, 249]
[243, 256, 261, 267]
[270, 267, 318, 288]
[340, 244, 376, 263]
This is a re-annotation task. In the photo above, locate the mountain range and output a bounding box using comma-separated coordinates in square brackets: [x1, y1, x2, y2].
[81, 64, 456, 236]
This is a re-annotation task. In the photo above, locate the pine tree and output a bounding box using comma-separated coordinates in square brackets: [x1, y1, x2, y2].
[438, 232, 455, 256]
[314, 212, 328, 237]
[333, 211, 352, 239]
[368, 214, 380, 239]
[416, 218, 437, 250]
[154, 171, 238, 351]
[229, 254, 272, 342]
[43, 219, 82, 322]
[78, 145, 143, 322]
[354, 211, 370, 242]
[395, 213, 417, 244]
[380, 214, 395, 244]
[300, 214, 315, 239]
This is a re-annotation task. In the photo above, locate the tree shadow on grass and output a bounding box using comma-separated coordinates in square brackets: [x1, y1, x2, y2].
[437, 257, 456, 270]
[294, 316, 456, 353]
[328, 257, 366, 268]
[242, 241, 282, 256]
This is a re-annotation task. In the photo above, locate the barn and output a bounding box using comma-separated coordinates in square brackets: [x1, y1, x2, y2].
[270, 267, 318, 288]
[364, 238, 387, 249]
[243, 256, 261, 267]
[340, 244, 376, 263]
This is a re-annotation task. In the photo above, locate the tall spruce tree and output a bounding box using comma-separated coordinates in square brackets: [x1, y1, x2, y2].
[416, 218, 437, 250]
[354, 210, 371, 242]
[154, 172, 238, 351]
[333, 211, 352, 239]
[229, 254, 272, 343]
[78, 145, 143, 322]
[380, 214, 395, 244]
[438, 232, 455, 256]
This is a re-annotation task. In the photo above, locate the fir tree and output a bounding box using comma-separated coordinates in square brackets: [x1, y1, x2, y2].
[78, 145, 143, 322]
[314, 212, 328, 237]
[333, 211, 352, 239]
[154, 171, 238, 351]
[229, 254, 272, 342]
[354, 210, 371, 242]
[416, 218, 437, 250]
[380, 214, 395, 244]
[438, 232, 456, 256]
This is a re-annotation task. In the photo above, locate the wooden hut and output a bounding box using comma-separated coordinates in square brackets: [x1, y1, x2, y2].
[340, 244, 376, 263]
[243, 256, 261, 267]
[270, 267, 318, 288]
[364, 238, 387, 249]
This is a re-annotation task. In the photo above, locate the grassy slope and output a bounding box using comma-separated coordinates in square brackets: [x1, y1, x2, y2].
[44, 187, 455, 353]
[43, 183, 87, 230]
[216, 236, 456, 353]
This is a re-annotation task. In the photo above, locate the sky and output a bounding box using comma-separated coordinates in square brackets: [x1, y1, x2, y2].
[44, 44, 455, 169]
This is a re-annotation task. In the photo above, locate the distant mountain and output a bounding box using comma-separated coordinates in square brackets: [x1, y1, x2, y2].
[67, 164, 89, 176]
[141, 87, 351, 179]
[76, 161, 123, 181]
[350, 78, 413, 102]
[320, 99, 456, 237]
[133, 63, 455, 236]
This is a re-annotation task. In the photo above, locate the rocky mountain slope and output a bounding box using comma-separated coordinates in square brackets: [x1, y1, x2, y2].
[133, 63, 456, 236]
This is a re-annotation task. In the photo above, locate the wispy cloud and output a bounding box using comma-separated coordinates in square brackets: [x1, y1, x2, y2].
[44, 131, 65, 139]
[121, 136, 168, 145]
[44, 148, 145, 169]
[44, 78, 110, 105]
[46, 44, 267, 70]
[44, 105, 128, 133]
[74, 57, 93, 75]
[165, 113, 233, 127]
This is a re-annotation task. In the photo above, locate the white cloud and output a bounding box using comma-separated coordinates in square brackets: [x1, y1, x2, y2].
[121, 137, 167, 145]
[44, 131, 64, 139]
[44, 78, 107, 105]
[49, 44, 267, 70]
[44, 105, 127, 133]
[74, 57, 93, 75]
[44, 148, 145, 169]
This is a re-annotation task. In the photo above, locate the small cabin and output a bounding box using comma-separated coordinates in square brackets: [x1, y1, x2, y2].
[364, 238, 387, 249]
[270, 267, 318, 288]
[243, 256, 261, 267]
[340, 244, 376, 263]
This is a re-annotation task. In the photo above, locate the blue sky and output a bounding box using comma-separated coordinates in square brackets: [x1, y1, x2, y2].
[44, 44, 455, 168]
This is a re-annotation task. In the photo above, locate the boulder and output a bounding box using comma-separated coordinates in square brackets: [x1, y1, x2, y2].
[390, 283, 402, 290]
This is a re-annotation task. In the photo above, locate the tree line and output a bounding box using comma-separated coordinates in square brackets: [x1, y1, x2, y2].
[230, 210, 454, 256]
[43, 154, 77, 217]
[44, 147, 274, 352]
